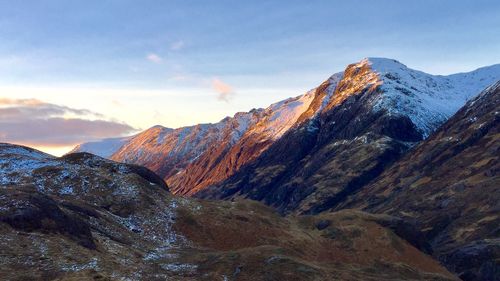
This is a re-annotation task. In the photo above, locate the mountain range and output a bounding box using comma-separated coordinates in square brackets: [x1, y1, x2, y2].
[3, 57, 499, 280]
[72, 58, 500, 202]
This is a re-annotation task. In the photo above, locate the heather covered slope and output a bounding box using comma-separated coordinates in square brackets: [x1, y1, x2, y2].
[0, 143, 457, 280]
[339, 81, 500, 281]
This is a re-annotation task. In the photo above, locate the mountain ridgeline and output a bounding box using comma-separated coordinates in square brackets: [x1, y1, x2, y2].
[73, 58, 500, 203]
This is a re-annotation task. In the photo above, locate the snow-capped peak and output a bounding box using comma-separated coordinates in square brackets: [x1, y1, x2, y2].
[360, 57, 408, 72]
[352, 57, 500, 137]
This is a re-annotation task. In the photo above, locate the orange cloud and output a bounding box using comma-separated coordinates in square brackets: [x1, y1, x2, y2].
[212, 78, 235, 102]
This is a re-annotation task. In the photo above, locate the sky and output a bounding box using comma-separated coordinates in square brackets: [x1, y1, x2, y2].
[1, 0, 499, 155]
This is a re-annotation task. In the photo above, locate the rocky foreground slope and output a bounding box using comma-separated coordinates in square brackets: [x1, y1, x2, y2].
[0, 143, 458, 280]
[339, 81, 500, 281]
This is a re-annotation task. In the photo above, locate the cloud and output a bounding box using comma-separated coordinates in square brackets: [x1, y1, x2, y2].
[146, 53, 163, 63]
[212, 78, 235, 102]
[0, 97, 103, 119]
[0, 98, 136, 147]
[170, 40, 185, 51]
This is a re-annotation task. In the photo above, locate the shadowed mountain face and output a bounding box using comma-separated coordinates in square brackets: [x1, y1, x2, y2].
[338, 81, 500, 281]
[72, 58, 500, 201]
[0, 143, 457, 280]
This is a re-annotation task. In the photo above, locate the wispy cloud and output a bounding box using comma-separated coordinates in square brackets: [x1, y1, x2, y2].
[146, 53, 163, 63]
[0, 98, 136, 147]
[212, 78, 235, 102]
[170, 40, 185, 51]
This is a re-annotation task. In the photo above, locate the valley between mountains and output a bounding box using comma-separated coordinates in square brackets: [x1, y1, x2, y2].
[1, 58, 499, 280]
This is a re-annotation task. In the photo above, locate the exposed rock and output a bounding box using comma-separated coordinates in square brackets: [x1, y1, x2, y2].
[315, 219, 331, 230]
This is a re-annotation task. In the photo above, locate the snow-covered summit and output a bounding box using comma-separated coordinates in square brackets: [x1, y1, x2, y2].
[362, 57, 408, 71]
[353, 57, 500, 137]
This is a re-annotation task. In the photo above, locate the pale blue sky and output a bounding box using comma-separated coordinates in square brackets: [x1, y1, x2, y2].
[0, 0, 499, 154]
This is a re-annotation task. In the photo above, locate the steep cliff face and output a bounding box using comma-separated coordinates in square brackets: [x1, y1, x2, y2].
[339, 81, 500, 281]
[0, 143, 457, 280]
